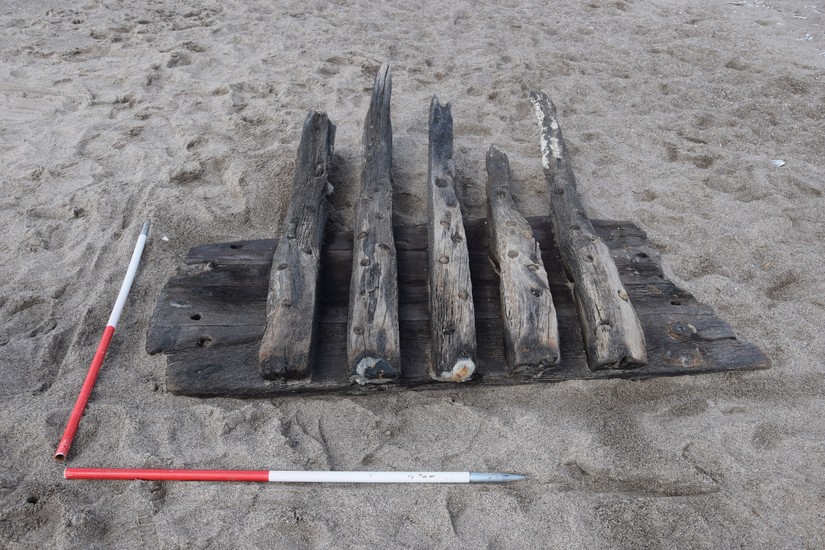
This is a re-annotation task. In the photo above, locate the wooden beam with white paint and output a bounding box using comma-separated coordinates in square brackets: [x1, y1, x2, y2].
[529, 91, 647, 370]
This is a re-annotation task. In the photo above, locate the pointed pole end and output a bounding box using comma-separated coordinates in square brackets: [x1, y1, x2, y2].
[141, 220, 151, 236]
[469, 472, 528, 483]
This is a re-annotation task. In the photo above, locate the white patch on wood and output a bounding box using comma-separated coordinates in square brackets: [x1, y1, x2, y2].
[435, 358, 475, 382]
[351, 357, 394, 385]
[530, 96, 563, 167]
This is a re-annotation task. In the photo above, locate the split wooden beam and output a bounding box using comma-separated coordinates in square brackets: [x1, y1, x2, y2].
[486, 145, 560, 375]
[347, 63, 401, 385]
[427, 97, 477, 382]
[530, 91, 647, 370]
[259, 111, 336, 380]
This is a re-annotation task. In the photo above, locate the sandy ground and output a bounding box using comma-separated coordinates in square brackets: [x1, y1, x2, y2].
[1, 0, 824, 547]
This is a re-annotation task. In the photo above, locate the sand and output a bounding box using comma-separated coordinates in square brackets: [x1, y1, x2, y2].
[1, 0, 824, 547]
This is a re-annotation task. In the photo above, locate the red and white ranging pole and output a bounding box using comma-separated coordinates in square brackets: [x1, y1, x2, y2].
[54, 220, 151, 461]
[64, 468, 527, 484]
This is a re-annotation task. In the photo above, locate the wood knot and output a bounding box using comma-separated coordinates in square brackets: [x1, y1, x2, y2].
[276, 263, 288, 271]
[357, 231, 367, 240]
[435, 176, 448, 188]
[353, 326, 364, 335]
[530, 288, 542, 297]
[618, 289, 629, 302]
[281, 299, 293, 308]
[438, 256, 450, 264]
[440, 219, 450, 228]
[527, 264, 539, 271]
[458, 290, 469, 300]
[505, 220, 516, 227]
[507, 250, 519, 258]
[360, 258, 371, 266]
[451, 232, 464, 243]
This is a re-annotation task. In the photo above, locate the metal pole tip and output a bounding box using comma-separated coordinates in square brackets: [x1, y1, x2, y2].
[469, 472, 528, 483]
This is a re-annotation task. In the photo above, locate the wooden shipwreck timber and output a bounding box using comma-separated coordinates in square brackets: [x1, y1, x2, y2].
[147, 66, 769, 398]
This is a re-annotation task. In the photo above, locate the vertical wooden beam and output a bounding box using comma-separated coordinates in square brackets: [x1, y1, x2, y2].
[529, 91, 647, 370]
[347, 63, 401, 384]
[427, 97, 476, 382]
[259, 111, 336, 380]
[486, 145, 560, 375]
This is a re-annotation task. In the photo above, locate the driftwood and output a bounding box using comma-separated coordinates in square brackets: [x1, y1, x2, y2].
[530, 91, 647, 370]
[426, 98, 476, 382]
[347, 64, 401, 385]
[486, 145, 560, 375]
[258, 111, 336, 380]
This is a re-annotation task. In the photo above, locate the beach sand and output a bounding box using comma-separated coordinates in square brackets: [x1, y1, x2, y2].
[1, 0, 824, 547]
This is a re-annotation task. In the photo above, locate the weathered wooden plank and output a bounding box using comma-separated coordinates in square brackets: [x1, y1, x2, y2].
[347, 64, 401, 385]
[259, 111, 336, 380]
[530, 91, 647, 371]
[427, 97, 477, 382]
[486, 145, 560, 375]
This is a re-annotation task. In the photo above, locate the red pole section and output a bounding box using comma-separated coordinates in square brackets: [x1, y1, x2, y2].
[54, 220, 150, 461]
[65, 468, 271, 482]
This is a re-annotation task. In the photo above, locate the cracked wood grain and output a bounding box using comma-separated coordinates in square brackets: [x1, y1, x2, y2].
[259, 110, 336, 380]
[486, 145, 560, 375]
[347, 63, 401, 385]
[427, 97, 476, 382]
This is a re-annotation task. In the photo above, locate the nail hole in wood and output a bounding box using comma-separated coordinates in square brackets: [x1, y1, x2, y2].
[229, 244, 242, 249]
[190, 313, 201, 320]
